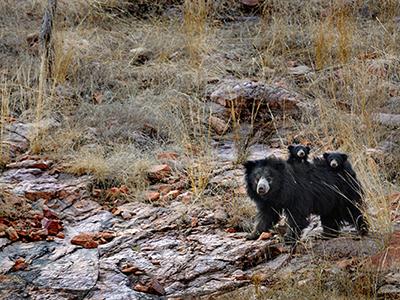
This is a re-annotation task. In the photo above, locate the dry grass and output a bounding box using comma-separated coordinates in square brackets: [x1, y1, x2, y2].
[1, 0, 400, 296]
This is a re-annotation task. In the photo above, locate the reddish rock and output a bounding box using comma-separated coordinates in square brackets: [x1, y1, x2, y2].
[147, 164, 171, 181]
[161, 190, 180, 201]
[56, 232, 65, 239]
[133, 278, 165, 296]
[177, 191, 193, 204]
[191, 217, 199, 227]
[99, 231, 115, 242]
[28, 229, 48, 241]
[112, 208, 122, 216]
[148, 278, 166, 296]
[157, 152, 179, 160]
[92, 188, 102, 198]
[145, 191, 160, 202]
[5, 227, 19, 241]
[121, 264, 143, 275]
[0, 223, 7, 237]
[133, 283, 150, 294]
[42, 208, 58, 219]
[6, 159, 51, 170]
[12, 257, 28, 272]
[225, 227, 237, 233]
[153, 184, 172, 194]
[119, 185, 129, 194]
[71, 233, 98, 249]
[258, 232, 273, 240]
[25, 190, 56, 201]
[369, 231, 400, 271]
[41, 218, 63, 235]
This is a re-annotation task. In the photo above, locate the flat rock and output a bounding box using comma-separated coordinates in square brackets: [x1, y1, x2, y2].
[31, 248, 98, 291]
[373, 113, 400, 127]
[209, 79, 303, 112]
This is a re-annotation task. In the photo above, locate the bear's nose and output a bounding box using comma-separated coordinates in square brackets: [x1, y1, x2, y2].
[330, 160, 338, 168]
[297, 150, 305, 157]
[257, 186, 266, 194]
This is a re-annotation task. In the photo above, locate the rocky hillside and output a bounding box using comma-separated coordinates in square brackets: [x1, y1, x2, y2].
[1, 0, 400, 299]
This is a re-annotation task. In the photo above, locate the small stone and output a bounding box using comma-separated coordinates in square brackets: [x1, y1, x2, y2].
[119, 185, 129, 194]
[99, 231, 115, 241]
[258, 232, 273, 240]
[149, 278, 166, 296]
[41, 218, 63, 235]
[191, 217, 199, 227]
[121, 264, 142, 274]
[112, 208, 122, 216]
[92, 188, 102, 198]
[157, 152, 179, 160]
[56, 232, 65, 239]
[5, 227, 19, 241]
[42, 208, 58, 219]
[162, 190, 180, 201]
[28, 229, 48, 241]
[133, 279, 165, 296]
[147, 164, 171, 181]
[225, 227, 237, 233]
[177, 191, 193, 204]
[0, 224, 7, 237]
[209, 116, 228, 135]
[25, 190, 55, 201]
[152, 184, 172, 194]
[121, 211, 132, 220]
[288, 65, 312, 76]
[133, 283, 150, 294]
[241, 0, 259, 6]
[12, 257, 28, 272]
[145, 191, 160, 202]
[71, 233, 98, 249]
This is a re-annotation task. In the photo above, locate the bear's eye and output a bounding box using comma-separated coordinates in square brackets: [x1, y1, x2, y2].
[266, 177, 272, 183]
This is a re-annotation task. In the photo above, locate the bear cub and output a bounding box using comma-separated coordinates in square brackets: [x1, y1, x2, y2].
[287, 144, 310, 164]
[323, 151, 356, 177]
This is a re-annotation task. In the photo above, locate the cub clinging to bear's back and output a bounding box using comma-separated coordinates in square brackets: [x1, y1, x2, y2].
[287, 144, 310, 165]
[322, 151, 357, 178]
[244, 156, 368, 243]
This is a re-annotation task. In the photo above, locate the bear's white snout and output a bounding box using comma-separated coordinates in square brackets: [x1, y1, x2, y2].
[257, 177, 270, 195]
[297, 149, 305, 157]
[330, 159, 338, 168]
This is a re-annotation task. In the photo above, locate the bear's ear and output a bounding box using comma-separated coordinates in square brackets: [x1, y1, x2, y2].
[287, 145, 294, 151]
[305, 146, 311, 153]
[340, 153, 348, 162]
[323, 153, 329, 160]
[243, 160, 256, 171]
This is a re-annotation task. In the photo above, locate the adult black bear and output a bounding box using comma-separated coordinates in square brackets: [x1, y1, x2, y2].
[243, 156, 368, 244]
[287, 144, 310, 165]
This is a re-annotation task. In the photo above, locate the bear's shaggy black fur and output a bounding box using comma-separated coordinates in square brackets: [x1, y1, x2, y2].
[323, 152, 356, 178]
[287, 144, 310, 165]
[244, 156, 368, 243]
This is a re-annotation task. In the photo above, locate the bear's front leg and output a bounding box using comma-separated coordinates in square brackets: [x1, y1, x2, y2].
[246, 207, 281, 240]
[284, 210, 309, 245]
